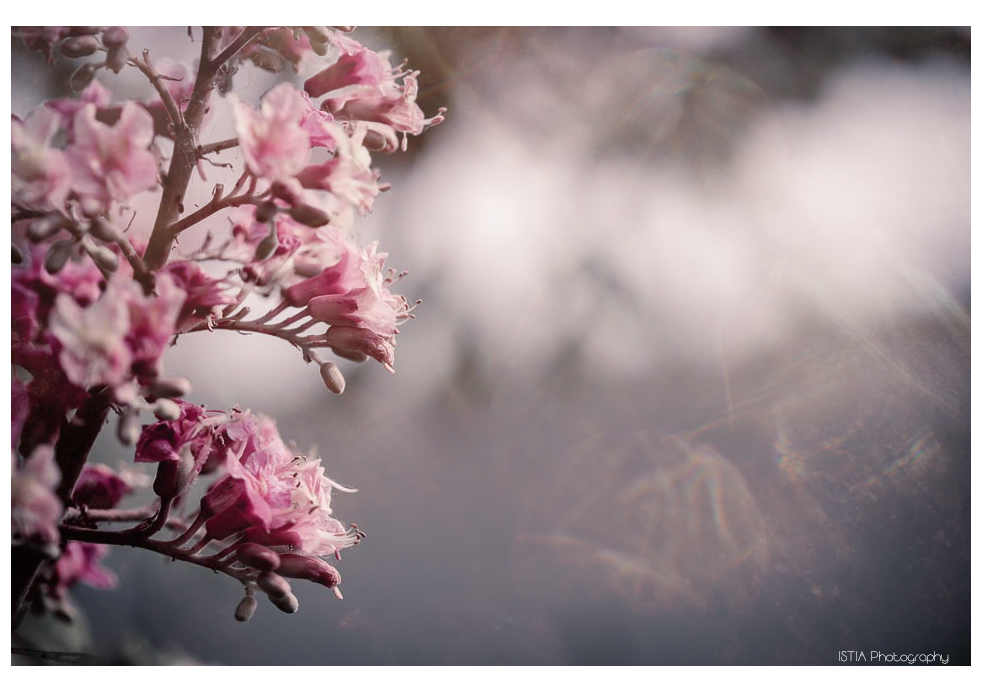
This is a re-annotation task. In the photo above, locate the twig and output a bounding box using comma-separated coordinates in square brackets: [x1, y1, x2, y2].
[199, 137, 240, 155]
[129, 49, 185, 136]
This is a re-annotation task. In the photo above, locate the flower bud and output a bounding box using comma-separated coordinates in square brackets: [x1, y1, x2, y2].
[106, 45, 128, 74]
[60, 35, 99, 58]
[87, 217, 119, 243]
[319, 361, 345, 395]
[101, 26, 129, 48]
[254, 200, 278, 223]
[152, 459, 178, 498]
[287, 203, 330, 228]
[331, 346, 370, 363]
[257, 571, 292, 598]
[117, 409, 140, 446]
[27, 214, 64, 242]
[253, 226, 279, 262]
[153, 445, 198, 499]
[80, 196, 104, 218]
[270, 181, 299, 206]
[235, 543, 281, 572]
[88, 244, 119, 272]
[153, 398, 182, 421]
[149, 376, 192, 399]
[70, 62, 99, 92]
[234, 594, 258, 622]
[269, 591, 299, 614]
[44, 240, 73, 274]
[275, 553, 341, 589]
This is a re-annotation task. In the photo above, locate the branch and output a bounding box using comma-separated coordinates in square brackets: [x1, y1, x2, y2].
[210, 26, 268, 68]
[12, 388, 113, 627]
[59, 524, 257, 587]
[129, 49, 185, 137]
[199, 137, 239, 155]
[168, 191, 260, 238]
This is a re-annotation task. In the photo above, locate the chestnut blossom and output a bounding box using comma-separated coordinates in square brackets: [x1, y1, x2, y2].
[296, 122, 380, 215]
[49, 541, 117, 597]
[231, 84, 311, 182]
[72, 463, 133, 510]
[48, 274, 186, 392]
[49, 278, 133, 389]
[45, 80, 113, 137]
[305, 40, 445, 149]
[11, 108, 71, 210]
[198, 410, 358, 556]
[66, 102, 159, 211]
[285, 239, 411, 371]
[11, 445, 62, 547]
[11, 25, 444, 623]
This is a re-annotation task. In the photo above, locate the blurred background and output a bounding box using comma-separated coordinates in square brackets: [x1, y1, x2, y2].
[11, 26, 971, 665]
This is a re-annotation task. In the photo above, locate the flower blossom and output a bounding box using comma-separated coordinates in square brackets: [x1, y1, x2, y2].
[284, 239, 412, 371]
[197, 409, 358, 557]
[48, 274, 186, 392]
[304, 40, 445, 150]
[49, 541, 117, 598]
[231, 84, 311, 182]
[66, 102, 159, 211]
[11, 108, 71, 210]
[72, 463, 132, 510]
[11, 445, 62, 548]
[48, 278, 133, 389]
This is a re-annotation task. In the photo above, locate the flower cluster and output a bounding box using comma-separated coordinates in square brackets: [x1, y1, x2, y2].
[11, 26, 442, 626]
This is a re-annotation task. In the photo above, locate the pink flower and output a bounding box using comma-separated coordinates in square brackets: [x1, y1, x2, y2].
[230, 84, 311, 181]
[66, 102, 159, 211]
[11, 108, 71, 210]
[304, 44, 399, 99]
[123, 272, 186, 382]
[198, 410, 357, 556]
[72, 463, 132, 510]
[324, 324, 396, 372]
[136, 400, 219, 475]
[50, 542, 117, 597]
[303, 39, 445, 149]
[163, 261, 235, 331]
[48, 278, 132, 389]
[47, 274, 185, 391]
[11, 445, 62, 547]
[285, 239, 411, 371]
[296, 123, 380, 215]
[45, 80, 113, 136]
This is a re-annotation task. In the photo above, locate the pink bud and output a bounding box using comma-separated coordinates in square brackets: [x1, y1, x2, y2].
[44, 240, 73, 274]
[257, 570, 292, 598]
[319, 361, 345, 395]
[60, 36, 99, 58]
[150, 376, 192, 399]
[287, 203, 330, 228]
[234, 594, 258, 622]
[87, 217, 119, 243]
[235, 543, 281, 572]
[28, 214, 64, 242]
[69, 62, 99, 91]
[275, 553, 341, 588]
[101, 26, 129, 48]
[153, 399, 181, 421]
[269, 591, 299, 614]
